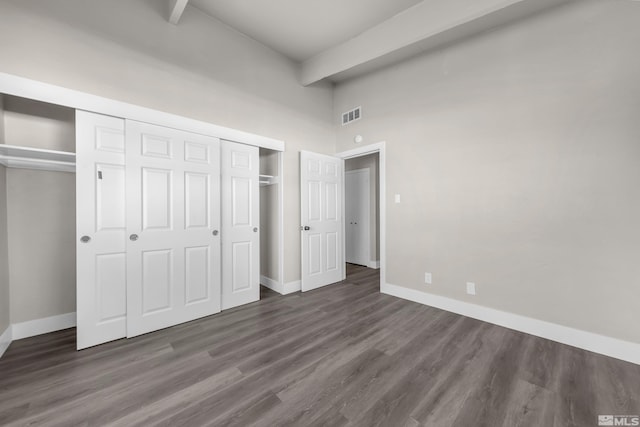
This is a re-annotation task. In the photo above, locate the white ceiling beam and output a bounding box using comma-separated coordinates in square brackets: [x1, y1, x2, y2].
[301, 0, 571, 85]
[168, 0, 189, 25]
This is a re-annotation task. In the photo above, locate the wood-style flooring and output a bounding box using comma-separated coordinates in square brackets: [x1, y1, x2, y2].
[1, 264, 639, 426]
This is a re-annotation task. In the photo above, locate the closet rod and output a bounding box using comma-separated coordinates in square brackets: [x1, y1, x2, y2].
[0, 144, 76, 173]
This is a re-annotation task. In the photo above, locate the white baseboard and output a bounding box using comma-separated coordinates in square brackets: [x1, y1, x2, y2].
[12, 312, 76, 341]
[367, 260, 380, 269]
[260, 275, 284, 295]
[260, 276, 301, 295]
[382, 283, 640, 366]
[283, 280, 301, 294]
[0, 325, 11, 358]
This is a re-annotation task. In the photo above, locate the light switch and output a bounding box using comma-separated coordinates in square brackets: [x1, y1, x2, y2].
[395, 194, 401, 203]
[466, 282, 476, 295]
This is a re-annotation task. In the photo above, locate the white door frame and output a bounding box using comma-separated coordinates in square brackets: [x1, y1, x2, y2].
[336, 142, 386, 290]
[345, 168, 371, 267]
[276, 151, 285, 292]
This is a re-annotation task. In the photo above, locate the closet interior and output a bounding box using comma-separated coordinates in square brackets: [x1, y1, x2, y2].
[0, 95, 76, 332]
[259, 148, 282, 292]
[0, 91, 284, 350]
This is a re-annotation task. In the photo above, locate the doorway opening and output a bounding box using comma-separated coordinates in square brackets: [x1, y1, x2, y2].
[338, 142, 386, 289]
[345, 153, 380, 282]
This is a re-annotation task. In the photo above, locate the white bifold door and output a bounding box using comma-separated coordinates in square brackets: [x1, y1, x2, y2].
[300, 151, 344, 292]
[125, 120, 222, 338]
[76, 111, 128, 350]
[221, 140, 260, 310]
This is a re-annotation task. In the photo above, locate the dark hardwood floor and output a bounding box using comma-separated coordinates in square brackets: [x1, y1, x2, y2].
[1, 264, 639, 426]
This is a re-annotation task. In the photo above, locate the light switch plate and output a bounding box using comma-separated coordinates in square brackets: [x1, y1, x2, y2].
[424, 273, 432, 284]
[395, 194, 401, 203]
[466, 282, 476, 295]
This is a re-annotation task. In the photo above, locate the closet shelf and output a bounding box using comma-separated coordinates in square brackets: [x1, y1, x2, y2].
[259, 174, 279, 187]
[0, 144, 76, 173]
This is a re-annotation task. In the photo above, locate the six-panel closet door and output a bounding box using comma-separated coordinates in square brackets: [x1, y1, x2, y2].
[76, 111, 128, 350]
[76, 113, 261, 349]
[125, 120, 222, 338]
[221, 140, 260, 310]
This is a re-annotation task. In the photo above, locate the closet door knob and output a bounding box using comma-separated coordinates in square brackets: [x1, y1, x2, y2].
[212, 230, 219, 236]
[253, 227, 258, 233]
[129, 234, 139, 241]
[80, 236, 91, 243]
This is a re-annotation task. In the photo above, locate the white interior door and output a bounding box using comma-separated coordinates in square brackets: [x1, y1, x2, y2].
[345, 169, 370, 266]
[300, 151, 344, 292]
[221, 140, 260, 310]
[126, 120, 221, 338]
[76, 111, 127, 350]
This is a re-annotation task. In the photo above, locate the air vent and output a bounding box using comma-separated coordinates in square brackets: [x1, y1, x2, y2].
[341, 106, 361, 126]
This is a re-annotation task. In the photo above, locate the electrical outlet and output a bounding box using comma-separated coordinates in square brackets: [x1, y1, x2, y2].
[466, 282, 476, 295]
[424, 272, 432, 284]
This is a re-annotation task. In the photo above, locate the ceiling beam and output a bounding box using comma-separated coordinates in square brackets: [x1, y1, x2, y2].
[168, 0, 189, 25]
[301, 0, 571, 85]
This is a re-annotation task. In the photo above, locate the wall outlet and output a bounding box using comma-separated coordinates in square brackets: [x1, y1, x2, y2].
[394, 194, 401, 203]
[424, 272, 432, 284]
[466, 282, 476, 295]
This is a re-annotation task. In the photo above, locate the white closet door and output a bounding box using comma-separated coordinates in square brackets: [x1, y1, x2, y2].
[76, 111, 127, 350]
[300, 151, 344, 292]
[125, 120, 221, 338]
[345, 169, 370, 267]
[221, 140, 260, 310]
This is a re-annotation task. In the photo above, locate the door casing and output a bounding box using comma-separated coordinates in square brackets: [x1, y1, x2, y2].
[336, 142, 386, 290]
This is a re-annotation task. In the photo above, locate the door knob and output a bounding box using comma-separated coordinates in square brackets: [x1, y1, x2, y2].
[212, 230, 219, 236]
[80, 235, 91, 243]
[129, 234, 139, 241]
[303, 226, 310, 231]
[253, 227, 258, 233]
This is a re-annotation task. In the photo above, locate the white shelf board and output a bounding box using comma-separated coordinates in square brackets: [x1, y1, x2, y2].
[0, 144, 76, 173]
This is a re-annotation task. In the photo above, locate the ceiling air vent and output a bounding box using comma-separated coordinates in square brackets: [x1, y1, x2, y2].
[342, 106, 361, 126]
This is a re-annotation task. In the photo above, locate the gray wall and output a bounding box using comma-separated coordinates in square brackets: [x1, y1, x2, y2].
[7, 169, 76, 323]
[3, 97, 75, 152]
[334, 0, 640, 344]
[345, 153, 379, 262]
[0, 0, 336, 286]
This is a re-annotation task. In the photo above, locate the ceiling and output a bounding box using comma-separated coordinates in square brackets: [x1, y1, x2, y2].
[178, 0, 572, 85]
[189, 0, 422, 62]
